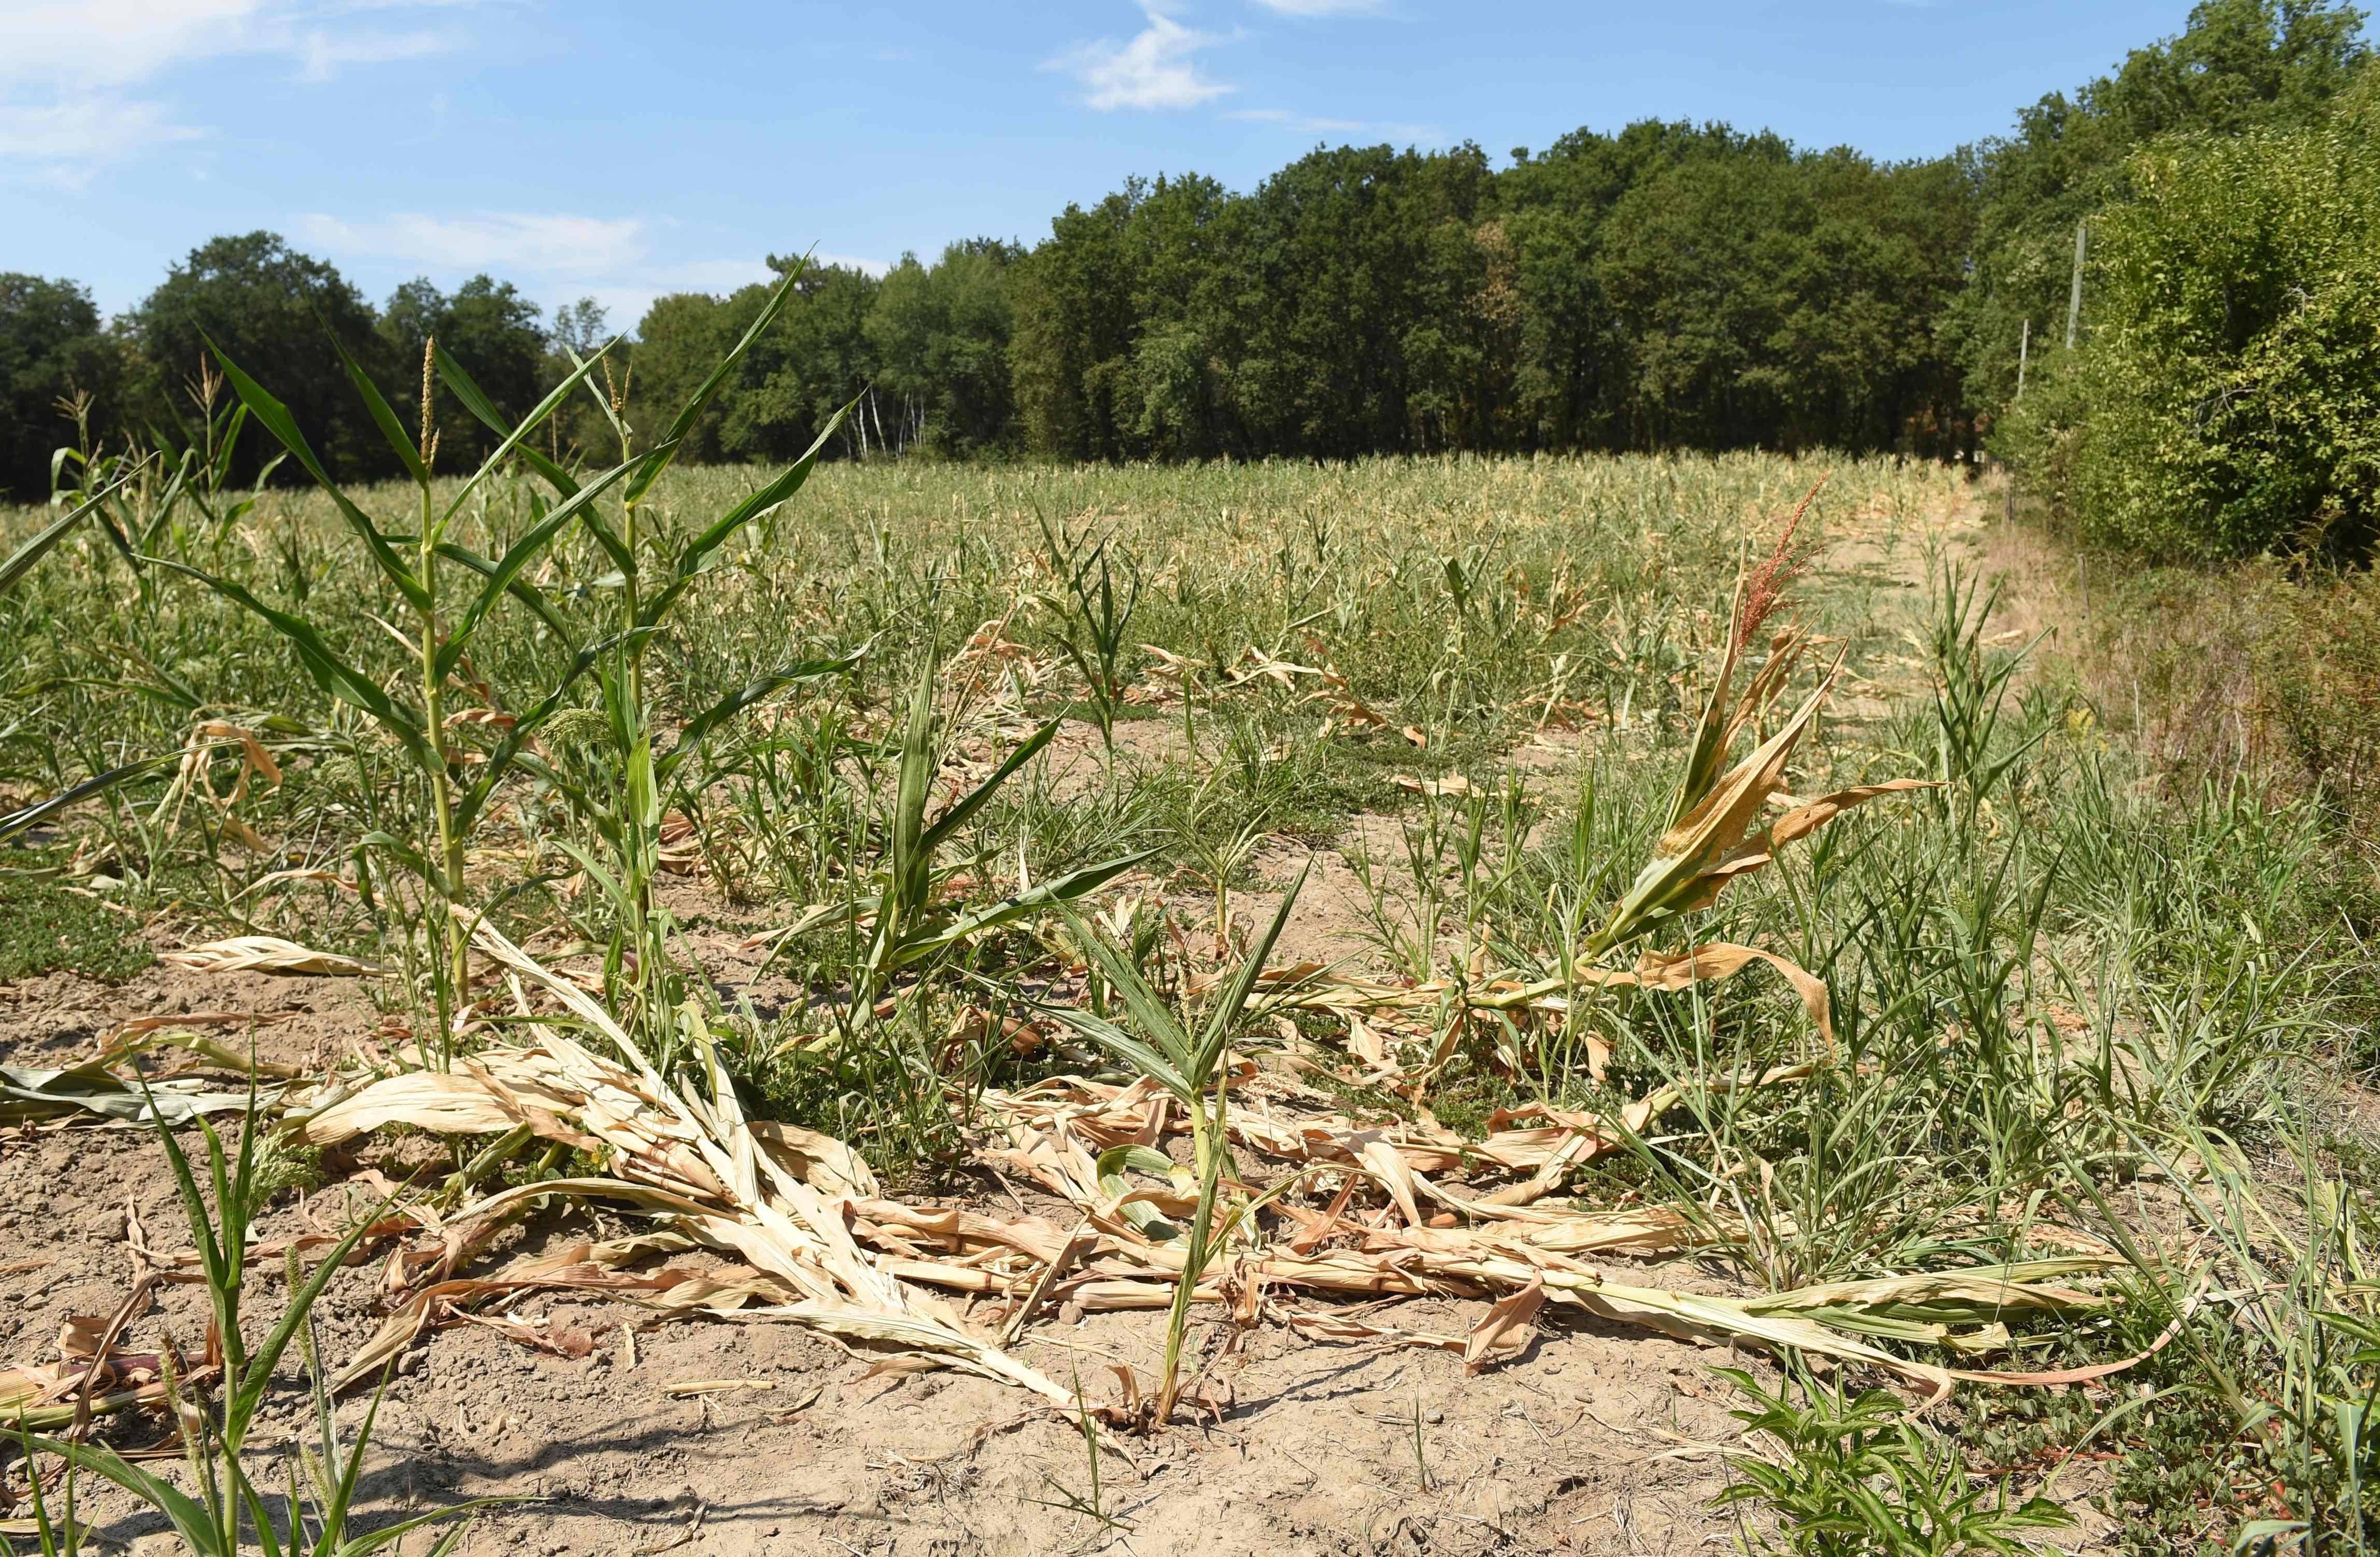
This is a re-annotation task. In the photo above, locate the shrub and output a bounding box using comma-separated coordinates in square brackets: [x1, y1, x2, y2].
[2004, 76, 2380, 559]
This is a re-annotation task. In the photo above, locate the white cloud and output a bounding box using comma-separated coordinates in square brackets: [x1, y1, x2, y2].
[0, 0, 265, 89]
[1050, 6, 1234, 111]
[297, 27, 458, 81]
[1249, 0, 1384, 13]
[294, 211, 650, 276]
[0, 0, 474, 175]
[291, 211, 887, 332]
[0, 93, 206, 175]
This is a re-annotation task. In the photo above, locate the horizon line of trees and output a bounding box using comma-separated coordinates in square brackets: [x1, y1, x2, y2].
[4, 0, 2371, 538]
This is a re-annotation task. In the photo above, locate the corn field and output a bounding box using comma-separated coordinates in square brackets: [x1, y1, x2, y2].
[1, 319, 2375, 1556]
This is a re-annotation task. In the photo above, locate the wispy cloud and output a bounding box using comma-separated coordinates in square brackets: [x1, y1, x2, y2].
[1226, 107, 1443, 141]
[0, 0, 474, 177]
[291, 210, 887, 330]
[1248, 0, 1385, 14]
[0, 94, 207, 180]
[296, 27, 458, 82]
[294, 211, 650, 275]
[1050, 5, 1234, 111]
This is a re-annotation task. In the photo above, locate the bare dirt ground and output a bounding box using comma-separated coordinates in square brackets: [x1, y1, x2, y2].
[1, 475, 2115, 1557]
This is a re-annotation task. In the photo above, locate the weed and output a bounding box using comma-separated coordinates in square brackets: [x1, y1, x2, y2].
[0, 870, 153, 983]
[1713, 1364, 2075, 1556]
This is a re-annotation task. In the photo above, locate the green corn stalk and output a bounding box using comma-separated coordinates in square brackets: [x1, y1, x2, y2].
[0, 476, 207, 847]
[1036, 507, 1141, 770]
[789, 653, 1154, 1036]
[1044, 862, 1310, 1424]
[447, 254, 862, 1060]
[164, 327, 641, 1056]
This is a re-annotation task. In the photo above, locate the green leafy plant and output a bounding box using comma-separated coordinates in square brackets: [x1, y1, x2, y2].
[173, 329, 642, 1052]
[801, 654, 1152, 1037]
[1036, 508, 1141, 767]
[1047, 862, 1310, 1425]
[17, 1094, 500, 1555]
[1712, 1364, 2075, 1556]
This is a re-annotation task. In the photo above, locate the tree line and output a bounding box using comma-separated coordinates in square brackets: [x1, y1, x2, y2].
[3, 0, 2370, 547]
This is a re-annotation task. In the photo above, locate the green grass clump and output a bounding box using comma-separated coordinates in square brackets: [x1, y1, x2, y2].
[0, 871, 152, 983]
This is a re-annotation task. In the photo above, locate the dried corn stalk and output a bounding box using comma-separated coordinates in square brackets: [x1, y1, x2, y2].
[299, 913, 1073, 1403]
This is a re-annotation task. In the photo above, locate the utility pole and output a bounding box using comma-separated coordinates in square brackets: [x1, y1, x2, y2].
[2065, 221, 2087, 350]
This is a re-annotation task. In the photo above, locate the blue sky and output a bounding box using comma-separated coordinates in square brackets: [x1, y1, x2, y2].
[3, 1, 2214, 332]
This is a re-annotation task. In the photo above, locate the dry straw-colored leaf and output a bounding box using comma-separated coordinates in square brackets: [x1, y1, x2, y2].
[162, 936, 379, 976]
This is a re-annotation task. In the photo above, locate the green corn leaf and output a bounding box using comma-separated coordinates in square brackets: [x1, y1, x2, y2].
[333, 1500, 515, 1557]
[1195, 859, 1310, 1075]
[432, 446, 660, 680]
[228, 1176, 408, 1435]
[355, 829, 432, 880]
[563, 344, 634, 451]
[1096, 1143, 1187, 1237]
[451, 630, 641, 832]
[216, 402, 249, 489]
[304, 1372, 387, 1551]
[206, 339, 429, 613]
[18, 1437, 226, 1556]
[434, 350, 582, 500]
[1043, 1001, 1193, 1101]
[638, 396, 852, 629]
[0, 475, 129, 597]
[328, 332, 428, 487]
[136, 456, 192, 553]
[917, 717, 1062, 861]
[1051, 905, 1197, 1083]
[628, 252, 812, 506]
[886, 662, 938, 920]
[577, 502, 636, 579]
[887, 852, 1156, 972]
[439, 337, 622, 522]
[139, 1080, 230, 1310]
[552, 837, 632, 916]
[0, 753, 179, 845]
[654, 647, 866, 787]
[433, 541, 579, 649]
[145, 559, 433, 766]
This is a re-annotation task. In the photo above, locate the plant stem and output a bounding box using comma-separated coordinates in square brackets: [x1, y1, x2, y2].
[419, 480, 467, 1057]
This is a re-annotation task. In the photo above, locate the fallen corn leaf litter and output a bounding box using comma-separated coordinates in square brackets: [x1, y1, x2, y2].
[115, 914, 2161, 1419]
[6, 929, 2183, 1439]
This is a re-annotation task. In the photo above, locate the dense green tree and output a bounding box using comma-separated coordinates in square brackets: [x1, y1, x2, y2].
[1950, 0, 2371, 413]
[2004, 77, 2380, 558]
[726, 259, 881, 460]
[0, 274, 121, 500]
[378, 274, 546, 470]
[126, 232, 386, 484]
[1011, 184, 1148, 461]
[868, 239, 1022, 456]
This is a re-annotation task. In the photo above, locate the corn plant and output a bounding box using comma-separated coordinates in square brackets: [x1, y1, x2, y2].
[1036, 508, 1141, 767]
[441, 256, 860, 1057]
[160, 330, 644, 1052]
[0, 476, 194, 846]
[1046, 864, 1309, 1425]
[1924, 563, 2048, 837]
[18, 1095, 498, 1555]
[144, 356, 286, 542]
[774, 654, 1153, 1038]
